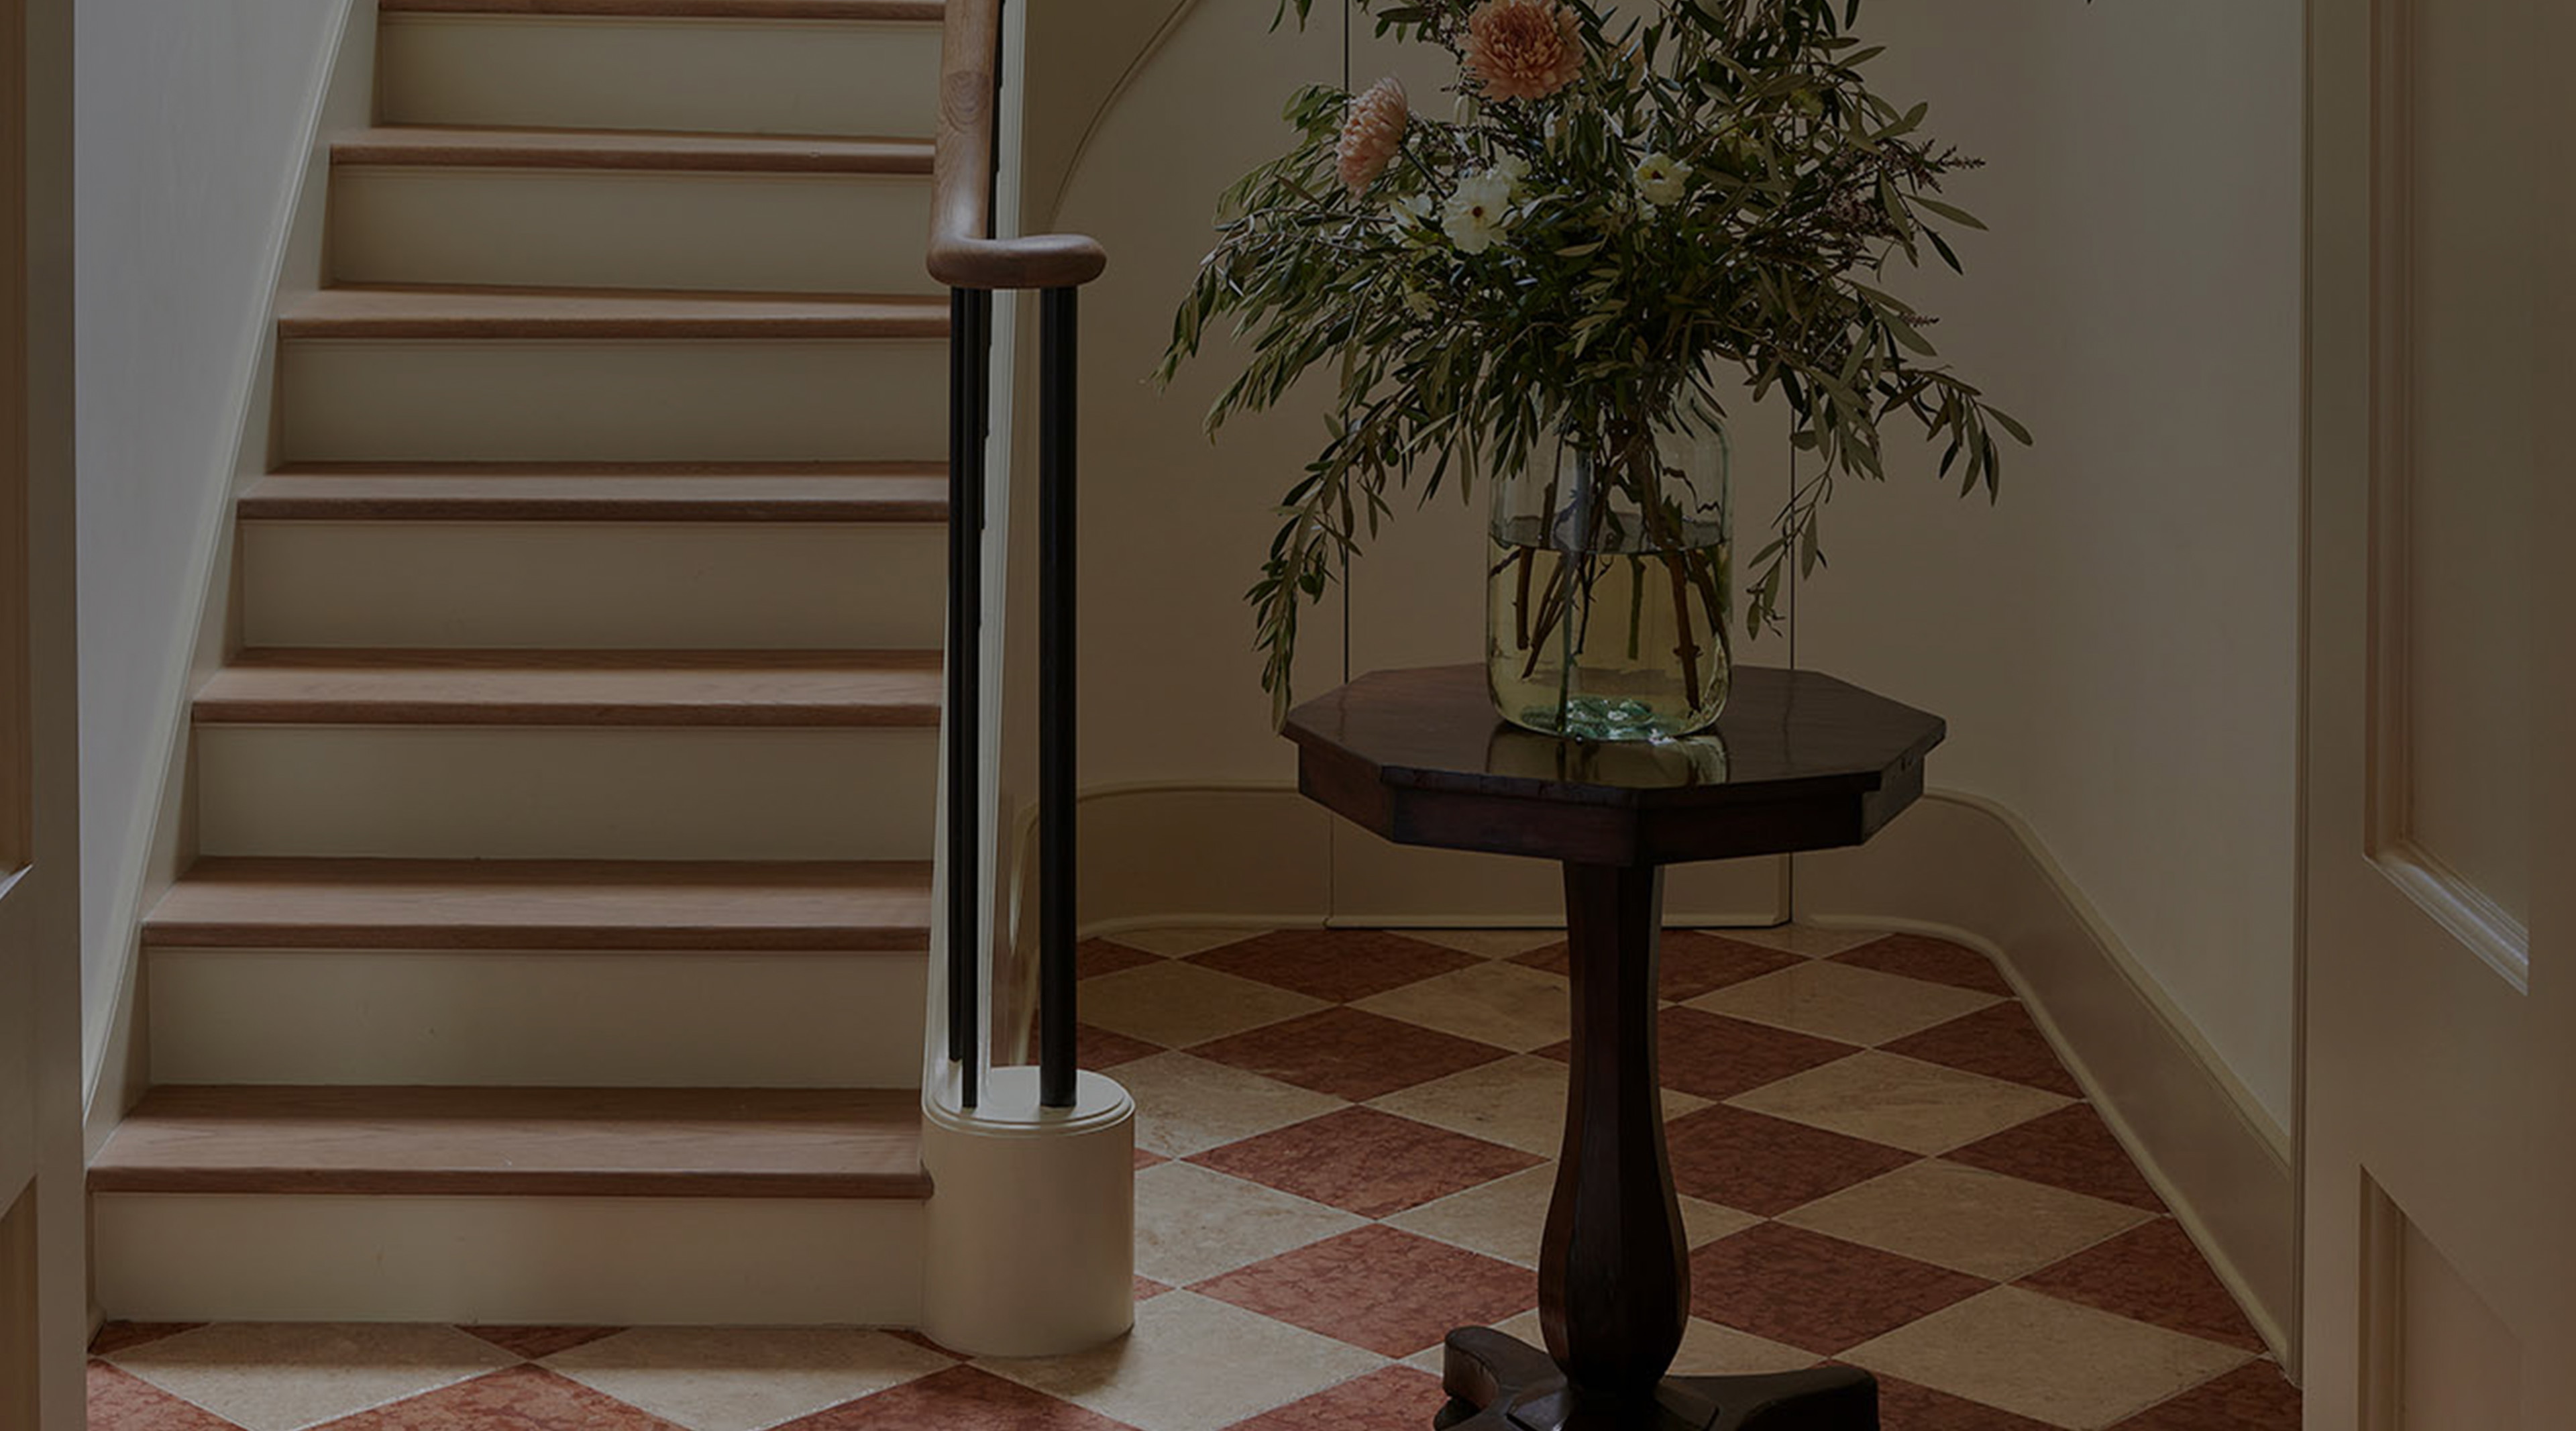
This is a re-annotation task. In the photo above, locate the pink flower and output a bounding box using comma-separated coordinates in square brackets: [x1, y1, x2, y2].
[1337, 76, 1410, 195]
[1464, 0, 1585, 103]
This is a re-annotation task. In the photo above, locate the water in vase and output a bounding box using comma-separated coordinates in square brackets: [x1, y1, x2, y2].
[1486, 515, 1733, 741]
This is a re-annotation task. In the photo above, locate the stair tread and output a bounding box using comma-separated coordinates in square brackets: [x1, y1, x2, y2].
[195, 649, 942, 727]
[91, 1085, 931, 1198]
[244, 462, 947, 522]
[280, 284, 949, 339]
[380, 0, 943, 19]
[335, 125, 934, 174]
[145, 856, 932, 951]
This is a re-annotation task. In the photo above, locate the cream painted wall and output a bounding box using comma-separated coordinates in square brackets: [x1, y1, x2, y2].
[73, 0, 355, 1094]
[1050, 0, 2302, 1129]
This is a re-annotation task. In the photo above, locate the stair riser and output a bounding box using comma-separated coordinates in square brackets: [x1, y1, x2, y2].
[280, 339, 947, 463]
[332, 168, 939, 295]
[196, 727, 938, 859]
[148, 949, 925, 1088]
[241, 521, 946, 649]
[378, 15, 941, 137]
[94, 1194, 923, 1324]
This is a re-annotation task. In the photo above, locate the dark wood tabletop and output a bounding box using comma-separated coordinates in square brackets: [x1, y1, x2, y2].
[1285, 665, 1945, 868]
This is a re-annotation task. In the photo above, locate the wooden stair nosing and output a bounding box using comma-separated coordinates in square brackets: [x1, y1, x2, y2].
[143, 856, 934, 953]
[89, 1085, 933, 1200]
[191, 649, 943, 729]
[380, 0, 945, 21]
[278, 286, 951, 341]
[242, 462, 948, 523]
[333, 125, 935, 175]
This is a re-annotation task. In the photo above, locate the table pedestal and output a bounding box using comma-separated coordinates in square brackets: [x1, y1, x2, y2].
[1431, 863, 1878, 1431]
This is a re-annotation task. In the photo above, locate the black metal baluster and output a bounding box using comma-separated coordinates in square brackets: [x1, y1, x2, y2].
[945, 286, 985, 1109]
[1038, 285, 1079, 1110]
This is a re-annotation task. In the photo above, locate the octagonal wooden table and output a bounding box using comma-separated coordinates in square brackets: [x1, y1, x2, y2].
[1284, 665, 1945, 1431]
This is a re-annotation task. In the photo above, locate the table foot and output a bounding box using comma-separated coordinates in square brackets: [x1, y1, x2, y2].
[1440, 1328, 1877, 1430]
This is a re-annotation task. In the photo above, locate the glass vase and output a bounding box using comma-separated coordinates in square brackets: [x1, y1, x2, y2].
[1485, 419, 1733, 741]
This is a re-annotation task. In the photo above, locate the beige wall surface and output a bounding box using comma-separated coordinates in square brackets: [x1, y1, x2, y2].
[1044, 0, 2303, 1130]
[72, 0, 354, 1098]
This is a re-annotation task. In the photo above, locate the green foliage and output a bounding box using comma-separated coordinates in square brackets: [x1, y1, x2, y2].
[1161, 0, 2030, 723]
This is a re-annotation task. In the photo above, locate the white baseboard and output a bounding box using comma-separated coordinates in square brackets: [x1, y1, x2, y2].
[1042, 780, 2298, 1368]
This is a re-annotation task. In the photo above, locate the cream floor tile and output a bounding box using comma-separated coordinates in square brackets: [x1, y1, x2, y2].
[977, 1289, 1385, 1431]
[1364, 1055, 1563, 1156]
[1727, 1051, 2072, 1155]
[1116, 1051, 1349, 1157]
[1686, 960, 2001, 1047]
[543, 1327, 949, 1431]
[1715, 925, 1886, 958]
[1383, 1164, 1559, 1267]
[1780, 1159, 2153, 1281]
[1355, 961, 1572, 1051]
[1385, 1165, 1752, 1269]
[1403, 929, 1564, 959]
[1402, 1310, 1806, 1383]
[1134, 1161, 1368, 1287]
[108, 1322, 514, 1431]
[1843, 1285, 2251, 1428]
[1668, 1317, 1823, 1377]
[1679, 1196, 1764, 1249]
[1081, 961, 1326, 1049]
[1103, 926, 1265, 957]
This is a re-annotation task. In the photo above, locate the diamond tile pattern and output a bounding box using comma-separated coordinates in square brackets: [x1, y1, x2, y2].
[91, 927, 2295, 1431]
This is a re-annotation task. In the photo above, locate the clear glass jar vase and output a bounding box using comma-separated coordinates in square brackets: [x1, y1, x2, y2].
[1485, 419, 1733, 741]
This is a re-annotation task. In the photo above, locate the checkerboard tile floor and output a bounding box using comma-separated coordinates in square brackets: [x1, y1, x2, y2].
[89, 926, 2302, 1431]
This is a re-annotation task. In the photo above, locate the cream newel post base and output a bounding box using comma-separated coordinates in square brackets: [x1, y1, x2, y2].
[920, 1068, 1136, 1358]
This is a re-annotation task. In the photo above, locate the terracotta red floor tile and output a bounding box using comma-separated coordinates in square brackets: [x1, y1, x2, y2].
[1883, 1002, 2082, 1095]
[2109, 1361, 2302, 1430]
[312, 1365, 687, 1430]
[1662, 1104, 1919, 1216]
[1133, 1147, 1168, 1170]
[1222, 1365, 1453, 1429]
[457, 1326, 621, 1361]
[1192, 1224, 1536, 1357]
[1192, 1107, 1541, 1218]
[87, 1362, 243, 1431]
[778, 1365, 1140, 1430]
[1513, 930, 1803, 1003]
[1081, 1022, 1164, 1069]
[1689, 1224, 1989, 1355]
[1538, 1007, 1859, 1102]
[1862, 1371, 2062, 1430]
[1947, 1104, 2165, 1212]
[2019, 1219, 2266, 1352]
[1189, 929, 1479, 1003]
[1190, 1006, 1511, 1101]
[1079, 938, 1163, 982]
[1134, 1275, 1173, 1302]
[89, 1322, 203, 1357]
[1831, 935, 2015, 998]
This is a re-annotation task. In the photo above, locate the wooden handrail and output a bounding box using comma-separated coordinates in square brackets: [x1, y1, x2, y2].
[930, 0, 1108, 290]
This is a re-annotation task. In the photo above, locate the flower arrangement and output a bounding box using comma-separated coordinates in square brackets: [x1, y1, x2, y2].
[1159, 0, 2031, 725]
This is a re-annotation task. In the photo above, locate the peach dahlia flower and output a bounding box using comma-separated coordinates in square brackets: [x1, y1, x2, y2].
[1337, 76, 1410, 195]
[1464, 0, 1586, 103]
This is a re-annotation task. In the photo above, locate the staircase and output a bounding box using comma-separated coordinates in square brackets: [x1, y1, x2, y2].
[89, 0, 957, 1325]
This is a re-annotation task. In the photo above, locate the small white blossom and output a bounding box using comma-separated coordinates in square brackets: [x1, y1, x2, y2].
[1634, 151, 1692, 208]
[1387, 193, 1435, 229]
[1441, 172, 1517, 254]
[1488, 153, 1531, 198]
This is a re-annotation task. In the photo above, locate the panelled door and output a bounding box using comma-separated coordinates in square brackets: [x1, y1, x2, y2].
[0, 0, 80, 1425]
[2301, 0, 2572, 1424]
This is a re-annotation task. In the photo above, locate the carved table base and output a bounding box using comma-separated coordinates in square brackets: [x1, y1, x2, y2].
[1434, 1328, 1877, 1430]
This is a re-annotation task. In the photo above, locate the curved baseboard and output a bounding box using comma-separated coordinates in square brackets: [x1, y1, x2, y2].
[1041, 780, 2297, 1368]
